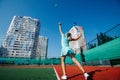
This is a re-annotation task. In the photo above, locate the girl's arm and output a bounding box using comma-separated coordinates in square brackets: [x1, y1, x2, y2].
[71, 33, 82, 41]
[58, 22, 63, 35]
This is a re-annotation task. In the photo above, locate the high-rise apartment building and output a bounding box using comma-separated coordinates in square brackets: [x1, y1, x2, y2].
[36, 36, 48, 59]
[2, 16, 40, 58]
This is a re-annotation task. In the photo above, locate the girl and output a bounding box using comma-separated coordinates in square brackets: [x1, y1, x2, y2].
[58, 22, 89, 80]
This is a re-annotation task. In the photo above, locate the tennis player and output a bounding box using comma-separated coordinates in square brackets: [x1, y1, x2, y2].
[58, 22, 89, 80]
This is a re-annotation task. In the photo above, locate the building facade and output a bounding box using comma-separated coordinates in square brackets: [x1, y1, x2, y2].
[2, 16, 40, 58]
[36, 36, 48, 60]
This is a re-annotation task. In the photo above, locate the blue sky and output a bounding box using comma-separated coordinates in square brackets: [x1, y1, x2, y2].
[0, 0, 120, 58]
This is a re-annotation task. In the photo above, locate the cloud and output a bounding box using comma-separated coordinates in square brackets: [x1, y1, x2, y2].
[54, 3, 58, 8]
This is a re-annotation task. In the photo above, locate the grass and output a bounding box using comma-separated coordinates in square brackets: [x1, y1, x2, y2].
[0, 67, 57, 80]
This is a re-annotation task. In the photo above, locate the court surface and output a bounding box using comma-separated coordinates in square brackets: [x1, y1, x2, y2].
[54, 65, 120, 80]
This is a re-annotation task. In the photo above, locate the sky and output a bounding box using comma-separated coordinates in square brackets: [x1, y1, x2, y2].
[0, 0, 120, 58]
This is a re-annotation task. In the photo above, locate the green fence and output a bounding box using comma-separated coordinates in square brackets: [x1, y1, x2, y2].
[0, 58, 61, 65]
[85, 37, 120, 61]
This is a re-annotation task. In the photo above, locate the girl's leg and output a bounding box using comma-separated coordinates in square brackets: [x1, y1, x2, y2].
[61, 56, 66, 75]
[69, 54, 85, 73]
[69, 54, 89, 80]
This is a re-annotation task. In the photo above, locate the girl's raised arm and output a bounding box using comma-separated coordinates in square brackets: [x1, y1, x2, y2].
[58, 22, 63, 35]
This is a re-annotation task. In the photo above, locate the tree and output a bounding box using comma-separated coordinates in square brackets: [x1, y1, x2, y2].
[97, 32, 114, 46]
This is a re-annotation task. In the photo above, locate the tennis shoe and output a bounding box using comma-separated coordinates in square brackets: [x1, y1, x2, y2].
[61, 74, 67, 80]
[84, 73, 89, 80]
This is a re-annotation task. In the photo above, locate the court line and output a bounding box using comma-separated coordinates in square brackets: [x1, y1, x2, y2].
[53, 66, 60, 80]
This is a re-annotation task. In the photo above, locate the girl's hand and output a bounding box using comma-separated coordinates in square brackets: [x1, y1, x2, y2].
[58, 22, 62, 26]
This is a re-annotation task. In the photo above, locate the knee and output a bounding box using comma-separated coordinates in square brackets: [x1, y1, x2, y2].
[61, 58, 65, 62]
[61, 59, 65, 62]
[72, 57, 77, 62]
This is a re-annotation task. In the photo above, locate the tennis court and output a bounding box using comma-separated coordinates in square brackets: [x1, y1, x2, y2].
[0, 65, 119, 80]
[54, 65, 120, 80]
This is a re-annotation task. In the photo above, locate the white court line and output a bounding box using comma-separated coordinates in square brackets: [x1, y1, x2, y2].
[53, 66, 60, 80]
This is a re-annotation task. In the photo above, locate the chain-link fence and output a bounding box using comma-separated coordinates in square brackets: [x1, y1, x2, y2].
[86, 24, 120, 50]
